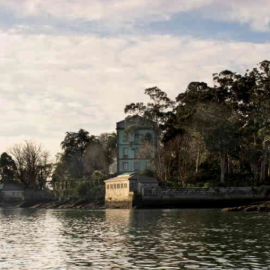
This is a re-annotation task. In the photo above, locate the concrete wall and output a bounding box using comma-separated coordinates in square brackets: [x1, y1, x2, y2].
[137, 182, 159, 194]
[105, 178, 137, 208]
[143, 187, 270, 200]
[137, 186, 270, 208]
[105, 179, 130, 202]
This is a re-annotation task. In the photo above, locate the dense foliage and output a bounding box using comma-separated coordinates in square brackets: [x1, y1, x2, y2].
[125, 61, 270, 187]
[52, 129, 117, 196]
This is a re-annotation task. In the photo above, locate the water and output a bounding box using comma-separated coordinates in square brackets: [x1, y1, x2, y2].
[0, 208, 270, 270]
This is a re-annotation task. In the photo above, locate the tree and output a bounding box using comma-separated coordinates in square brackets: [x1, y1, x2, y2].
[0, 152, 17, 182]
[8, 141, 52, 189]
[124, 87, 175, 181]
[60, 129, 97, 179]
[83, 133, 117, 177]
[192, 103, 239, 184]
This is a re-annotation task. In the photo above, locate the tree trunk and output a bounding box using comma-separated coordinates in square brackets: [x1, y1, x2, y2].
[260, 139, 266, 184]
[220, 152, 226, 184]
[195, 150, 200, 173]
[227, 155, 231, 175]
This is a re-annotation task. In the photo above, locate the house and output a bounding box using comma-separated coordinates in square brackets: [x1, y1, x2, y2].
[0, 182, 25, 203]
[104, 173, 158, 208]
[116, 117, 156, 174]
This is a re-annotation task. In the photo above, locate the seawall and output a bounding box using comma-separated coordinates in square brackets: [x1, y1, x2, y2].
[135, 186, 270, 208]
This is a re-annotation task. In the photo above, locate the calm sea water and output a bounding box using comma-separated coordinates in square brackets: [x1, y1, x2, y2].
[0, 208, 270, 270]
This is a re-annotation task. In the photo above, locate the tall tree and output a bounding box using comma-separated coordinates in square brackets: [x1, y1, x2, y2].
[8, 141, 52, 189]
[60, 129, 96, 179]
[0, 152, 17, 182]
[124, 87, 175, 181]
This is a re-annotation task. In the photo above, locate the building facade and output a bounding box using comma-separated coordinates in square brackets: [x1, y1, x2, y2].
[117, 117, 156, 175]
[104, 173, 158, 208]
[0, 183, 25, 203]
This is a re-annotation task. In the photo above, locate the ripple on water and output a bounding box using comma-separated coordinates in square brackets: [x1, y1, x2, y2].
[0, 208, 270, 269]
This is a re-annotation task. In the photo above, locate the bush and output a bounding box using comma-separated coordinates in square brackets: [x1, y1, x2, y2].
[75, 182, 90, 198]
[141, 168, 156, 178]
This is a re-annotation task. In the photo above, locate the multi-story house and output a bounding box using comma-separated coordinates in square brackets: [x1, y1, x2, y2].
[116, 117, 156, 174]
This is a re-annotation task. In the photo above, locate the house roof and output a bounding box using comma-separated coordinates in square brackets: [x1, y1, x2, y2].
[129, 174, 158, 183]
[104, 173, 158, 184]
[117, 116, 154, 129]
[104, 173, 132, 182]
[0, 182, 25, 191]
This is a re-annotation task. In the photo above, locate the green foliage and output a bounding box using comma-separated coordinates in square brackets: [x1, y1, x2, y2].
[75, 182, 90, 198]
[0, 152, 17, 182]
[126, 60, 270, 187]
[59, 129, 97, 180]
[141, 168, 156, 178]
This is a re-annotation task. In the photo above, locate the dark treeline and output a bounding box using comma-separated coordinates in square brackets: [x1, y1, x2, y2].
[52, 130, 117, 197]
[1, 60, 270, 190]
[125, 60, 270, 187]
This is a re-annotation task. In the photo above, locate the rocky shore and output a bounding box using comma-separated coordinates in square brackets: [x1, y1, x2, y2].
[19, 199, 105, 210]
[222, 201, 270, 212]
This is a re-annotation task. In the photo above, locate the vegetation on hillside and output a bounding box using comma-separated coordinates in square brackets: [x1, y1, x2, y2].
[1, 60, 270, 191]
[125, 60, 270, 187]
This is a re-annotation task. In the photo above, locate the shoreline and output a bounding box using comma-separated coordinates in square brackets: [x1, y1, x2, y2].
[222, 201, 270, 212]
[18, 199, 105, 210]
[2, 198, 270, 212]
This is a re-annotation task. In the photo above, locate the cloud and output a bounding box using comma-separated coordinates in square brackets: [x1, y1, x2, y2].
[0, 30, 270, 157]
[0, 0, 270, 32]
[0, 0, 211, 22]
[205, 0, 270, 32]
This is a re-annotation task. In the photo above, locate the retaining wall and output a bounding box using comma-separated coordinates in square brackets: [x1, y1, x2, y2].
[136, 186, 270, 208]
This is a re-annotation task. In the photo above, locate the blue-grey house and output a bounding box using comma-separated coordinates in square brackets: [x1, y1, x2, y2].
[116, 117, 156, 174]
[0, 182, 25, 203]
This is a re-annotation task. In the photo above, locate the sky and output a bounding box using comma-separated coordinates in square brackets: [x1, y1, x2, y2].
[1, 0, 270, 159]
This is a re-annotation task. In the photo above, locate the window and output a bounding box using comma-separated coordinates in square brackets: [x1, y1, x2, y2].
[117, 184, 120, 189]
[123, 162, 128, 171]
[121, 183, 124, 189]
[123, 148, 128, 158]
[114, 184, 116, 189]
[134, 162, 139, 171]
[107, 184, 110, 189]
[110, 184, 113, 189]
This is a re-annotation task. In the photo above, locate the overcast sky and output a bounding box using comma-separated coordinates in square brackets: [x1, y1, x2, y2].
[1, 0, 270, 158]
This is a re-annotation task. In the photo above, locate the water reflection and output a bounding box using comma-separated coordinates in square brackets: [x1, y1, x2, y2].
[0, 208, 270, 269]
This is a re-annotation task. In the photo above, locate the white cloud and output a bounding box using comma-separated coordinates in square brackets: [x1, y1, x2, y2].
[0, 31, 270, 157]
[0, 0, 212, 22]
[0, 0, 270, 31]
[205, 0, 270, 32]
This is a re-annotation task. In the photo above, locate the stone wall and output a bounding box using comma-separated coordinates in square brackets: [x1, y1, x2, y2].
[137, 186, 270, 208]
[143, 187, 270, 199]
[105, 192, 134, 209]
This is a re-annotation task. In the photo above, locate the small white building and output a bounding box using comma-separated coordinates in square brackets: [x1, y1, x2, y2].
[104, 173, 158, 208]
